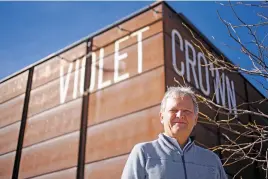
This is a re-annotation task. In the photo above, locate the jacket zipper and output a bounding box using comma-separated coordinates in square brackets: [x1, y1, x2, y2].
[182, 155, 188, 179]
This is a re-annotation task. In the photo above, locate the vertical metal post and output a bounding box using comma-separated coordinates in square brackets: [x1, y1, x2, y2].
[160, 2, 167, 93]
[12, 67, 34, 179]
[76, 40, 92, 179]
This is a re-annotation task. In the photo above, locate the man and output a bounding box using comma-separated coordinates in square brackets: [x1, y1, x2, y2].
[121, 86, 227, 179]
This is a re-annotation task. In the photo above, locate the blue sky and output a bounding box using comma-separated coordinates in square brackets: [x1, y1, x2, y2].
[0, 1, 266, 95]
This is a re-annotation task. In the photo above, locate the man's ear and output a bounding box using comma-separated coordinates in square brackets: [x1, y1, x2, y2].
[159, 112, 164, 124]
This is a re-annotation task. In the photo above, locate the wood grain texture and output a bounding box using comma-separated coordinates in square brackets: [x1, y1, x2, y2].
[19, 132, 79, 179]
[89, 32, 164, 93]
[23, 98, 82, 147]
[88, 67, 165, 126]
[0, 152, 15, 179]
[86, 105, 163, 163]
[32, 43, 87, 90]
[0, 71, 28, 104]
[85, 155, 128, 179]
[28, 32, 164, 118]
[0, 94, 24, 128]
[247, 83, 268, 117]
[28, 68, 84, 118]
[92, 4, 163, 49]
[163, 6, 247, 100]
[0, 122, 20, 155]
[93, 21, 163, 60]
[30, 167, 76, 179]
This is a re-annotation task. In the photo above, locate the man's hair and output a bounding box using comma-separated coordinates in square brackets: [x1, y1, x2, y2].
[160, 86, 199, 115]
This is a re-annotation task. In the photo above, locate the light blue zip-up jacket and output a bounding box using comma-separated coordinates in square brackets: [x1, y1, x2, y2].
[121, 133, 227, 179]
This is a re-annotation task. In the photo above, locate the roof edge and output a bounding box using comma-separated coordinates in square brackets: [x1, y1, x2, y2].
[0, 1, 163, 84]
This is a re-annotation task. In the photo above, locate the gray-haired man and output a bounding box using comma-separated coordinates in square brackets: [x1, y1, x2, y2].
[121, 86, 227, 179]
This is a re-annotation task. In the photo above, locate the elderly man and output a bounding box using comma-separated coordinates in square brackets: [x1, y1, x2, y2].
[121, 86, 227, 179]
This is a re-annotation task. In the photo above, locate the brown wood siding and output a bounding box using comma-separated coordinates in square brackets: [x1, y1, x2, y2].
[0, 72, 29, 179]
[0, 3, 266, 179]
[86, 105, 162, 163]
[32, 43, 87, 90]
[0, 94, 25, 128]
[0, 152, 15, 179]
[19, 132, 79, 178]
[163, 5, 247, 101]
[30, 167, 76, 179]
[17, 6, 165, 179]
[246, 83, 268, 121]
[28, 68, 84, 118]
[196, 105, 219, 148]
[92, 4, 163, 50]
[84, 155, 128, 179]
[164, 33, 217, 99]
[93, 21, 163, 60]
[0, 71, 28, 104]
[88, 67, 165, 126]
[89, 32, 164, 93]
[0, 122, 20, 155]
[23, 98, 82, 147]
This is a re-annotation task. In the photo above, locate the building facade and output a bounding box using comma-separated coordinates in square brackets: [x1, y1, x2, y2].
[0, 2, 267, 179]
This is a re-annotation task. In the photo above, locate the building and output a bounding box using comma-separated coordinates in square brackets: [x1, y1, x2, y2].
[0, 2, 267, 179]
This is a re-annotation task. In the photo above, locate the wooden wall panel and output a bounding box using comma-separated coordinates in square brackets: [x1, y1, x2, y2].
[23, 98, 82, 147]
[0, 94, 24, 128]
[163, 6, 247, 100]
[194, 124, 219, 149]
[218, 95, 260, 177]
[28, 68, 84, 118]
[164, 32, 246, 100]
[195, 92, 219, 149]
[0, 71, 28, 104]
[0, 122, 20, 155]
[19, 132, 79, 178]
[195, 104, 219, 148]
[163, 8, 259, 177]
[93, 21, 162, 59]
[0, 152, 15, 179]
[220, 147, 255, 177]
[88, 67, 165, 126]
[92, 4, 163, 50]
[163, 34, 216, 99]
[225, 71, 247, 100]
[90, 32, 164, 93]
[85, 155, 128, 179]
[32, 43, 87, 90]
[247, 83, 268, 117]
[163, 5, 212, 55]
[218, 94, 251, 141]
[86, 105, 162, 163]
[59, 42, 87, 62]
[31, 167, 76, 179]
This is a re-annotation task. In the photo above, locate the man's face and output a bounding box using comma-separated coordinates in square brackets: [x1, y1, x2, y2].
[160, 95, 197, 138]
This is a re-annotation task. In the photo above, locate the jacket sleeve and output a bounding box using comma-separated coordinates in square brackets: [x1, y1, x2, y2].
[216, 156, 228, 179]
[121, 144, 146, 179]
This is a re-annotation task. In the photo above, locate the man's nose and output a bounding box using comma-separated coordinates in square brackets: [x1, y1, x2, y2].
[176, 110, 184, 118]
[176, 110, 184, 119]
[176, 110, 181, 118]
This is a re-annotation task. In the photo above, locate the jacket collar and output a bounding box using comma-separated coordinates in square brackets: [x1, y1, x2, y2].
[158, 133, 195, 154]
